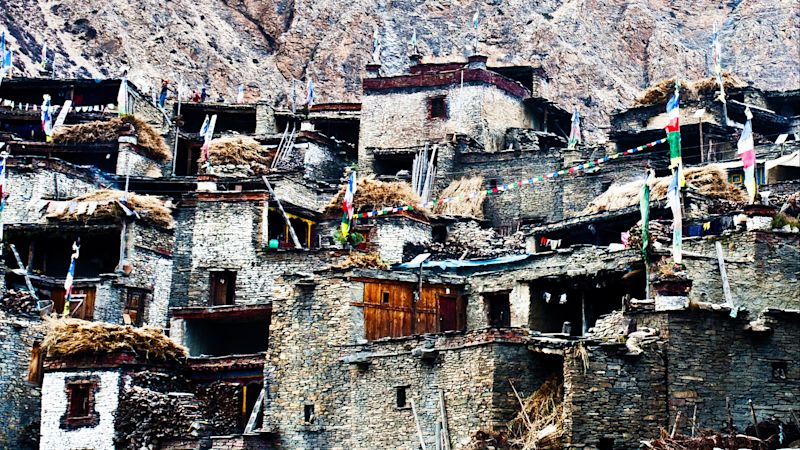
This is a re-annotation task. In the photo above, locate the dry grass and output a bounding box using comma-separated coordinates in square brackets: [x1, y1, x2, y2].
[507, 375, 564, 450]
[52, 115, 171, 161]
[432, 176, 486, 218]
[41, 318, 187, 362]
[199, 137, 274, 175]
[583, 165, 746, 214]
[331, 252, 390, 270]
[47, 189, 174, 228]
[636, 72, 746, 106]
[325, 175, 424, 214]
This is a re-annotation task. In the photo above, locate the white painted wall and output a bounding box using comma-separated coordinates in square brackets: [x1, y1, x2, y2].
[40, 370, 121, 450]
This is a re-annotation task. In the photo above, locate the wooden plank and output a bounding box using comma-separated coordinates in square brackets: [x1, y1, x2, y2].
[715, 241, 733, 306]
[438, 390, 451, 450]
[410, 398, 427, 450]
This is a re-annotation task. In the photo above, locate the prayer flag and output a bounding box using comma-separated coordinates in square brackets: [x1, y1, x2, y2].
[409, 30, 418, 53]
[0, 153, 7, 212]
[711, 23, 725, 103]
[237, 84, 245, 104]
[640, 170, 652, 260]
[567, 108, 581, 149]
[665, 86, 685, 186]
[340, 171, 357, 236]
[472, 9, 480, 29]
[0, 32, 5, 57]
[737, 108, 757, 203]
[40, 43, 47, 70]
[117, 77, 128, 116]
[667, 166, 683, 264]
[63, 239, 80, 315]
[41, 95, 53, 142]
[201, 114, 217, 170]
[305, 78, 314, 109]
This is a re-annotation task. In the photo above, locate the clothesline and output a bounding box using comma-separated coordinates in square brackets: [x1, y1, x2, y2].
[354, 137, 668, 219]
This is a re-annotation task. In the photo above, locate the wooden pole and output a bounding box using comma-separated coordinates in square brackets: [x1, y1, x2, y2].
[691, 404, 697, 437]
[748, 399, 761, 439]
[671, 410, 682, 438]
[699, 122, 704, 163]
[715, 241, 733, 307]
[509, 380, 532, 429]
[171, 78, 183, 176]
[9, 244, 38, 300]
[410, 398, 427, 450]
[726, 397, 733, 433]
[262, 177, 303, 249]
[438, 390, 452, 450]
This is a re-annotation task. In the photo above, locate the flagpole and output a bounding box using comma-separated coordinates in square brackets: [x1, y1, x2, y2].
[172, 77, 183, 176]
[0, 150, 8, 243]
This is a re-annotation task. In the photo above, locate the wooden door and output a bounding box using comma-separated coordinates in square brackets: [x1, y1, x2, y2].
[438, 295, 458, 332]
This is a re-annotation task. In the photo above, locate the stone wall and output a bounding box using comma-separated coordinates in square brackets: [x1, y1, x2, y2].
[562, 341, 667, 450]
[128, 222, 174, 328]
[0, 312, 44, 450]
[116, 141, 165, 178]
[39, 369, 121, 450]
[369, 215, 432, 264]
[681, 231, 800, 313]
[359, 83, 531, 173]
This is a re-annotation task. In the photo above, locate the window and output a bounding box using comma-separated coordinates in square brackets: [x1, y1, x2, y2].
[210, 271, 236, 306]
[598, 437, 615, 450]
[396, 386, 409, 408]
[61, 376, 99, 429]
[304, 404, 315, 424]
[428, 96, 447, 119]
[123, 288, 148, 326]
[382, 291, 391, 304]
[772, 361, 788, 380]
[485, 292, 511, 327]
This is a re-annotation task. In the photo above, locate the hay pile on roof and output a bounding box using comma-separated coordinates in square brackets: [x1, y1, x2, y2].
[52, 115, 171, 161]
[41, 318, 187, 362]
[507, 375, 564, 450]
[432, 176, 486, 218]
[331, 252, 390, 270]
[583, 165, 747, 214]
[325, 175, 424, 214]
[636, 72, 746, 105]
[199, 137, 274, 176]
[47, 189, 174, 228]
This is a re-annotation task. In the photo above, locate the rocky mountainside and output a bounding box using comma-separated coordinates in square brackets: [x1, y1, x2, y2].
[2, 0, 798, 136]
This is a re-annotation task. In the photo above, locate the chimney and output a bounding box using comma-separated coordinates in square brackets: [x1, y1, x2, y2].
[467, 54, 488, 70]
[365, 64, 382, 78]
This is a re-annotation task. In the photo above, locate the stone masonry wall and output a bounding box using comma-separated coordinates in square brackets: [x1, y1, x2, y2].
[681, 231, 800, 313]
[371, 216, 432, 264]
[562, 341, 667, 450]
[128, 223, 174, 328]
[0, 312, 45, 450]
[39, 369, 121, 450]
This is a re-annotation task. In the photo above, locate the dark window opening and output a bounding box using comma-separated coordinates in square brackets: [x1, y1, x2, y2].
[772, 361, 788, 380]
[210, 271, 236, 306]
[428, 96, 448, 119]
[486, 292, 511, 328]
[178, 106, 256, 134]
[396, 386, 408, 408]
[266, 209, 317, 249]
[123, 288, 148, 326]
[304, 404, 315, 424]
[373, 155, 414, 178]
[4, 232, 119, 278]
[382, 291, 391, 304]
[183, 317, 268, 357]
[488, 179, 499, 189]
[68, 384, 91, 418]
[598, 437, 615, 450]
[432, 225, 448, 243]
[242, 382, 263, 430]
[175, 140, 202, 176]
[61, 376, 100, 429]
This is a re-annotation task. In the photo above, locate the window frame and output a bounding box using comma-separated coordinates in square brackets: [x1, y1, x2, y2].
[428, 95, 448, 120]
[61, 375, 100, 429]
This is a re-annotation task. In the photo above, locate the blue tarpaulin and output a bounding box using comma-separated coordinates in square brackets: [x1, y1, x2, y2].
[395, 253, 531, 271]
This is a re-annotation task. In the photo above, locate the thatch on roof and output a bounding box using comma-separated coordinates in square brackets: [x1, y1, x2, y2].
[325, 175, 424, 214]
[47, 189, 174, 228]
[636, 72, 746, 106]
[41, 318, 187, 363]
[199, 136, 274, 176]
[331, 252, 390, 270]
[432, 176, 486, 218]
[583, 165, 747, 214]
[52, 115, 171, 161]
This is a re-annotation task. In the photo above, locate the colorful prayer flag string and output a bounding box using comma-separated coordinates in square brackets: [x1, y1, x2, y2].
[353, 137, 668, 219]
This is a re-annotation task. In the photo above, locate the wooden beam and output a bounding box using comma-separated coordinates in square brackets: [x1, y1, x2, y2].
[410, 398, 427, 450]
[262, 177, 302, 249]
[715, 241, 733, 307]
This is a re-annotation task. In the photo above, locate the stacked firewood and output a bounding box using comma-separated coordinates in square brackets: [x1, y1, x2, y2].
[0, 290, 39, 317]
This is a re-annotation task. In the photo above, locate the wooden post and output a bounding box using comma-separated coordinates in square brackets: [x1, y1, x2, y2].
[438, 390, 452, 450]
[726, 397, 733, 433]
[670, 410, 682, 438]
[509, 380, 532, 429]
[715, 241, 733, 307]
[410, 398, 427, 450]
[748, 399, 761, 439]
[171, 78, 183, 176]
[262, 177, 302, 249]
[10, 244, 38, 300]
[691, 404, 697, 437]
[699, 122, 704, 163]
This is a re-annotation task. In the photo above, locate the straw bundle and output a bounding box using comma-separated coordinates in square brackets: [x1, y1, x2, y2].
[583, 165, 746, 214]
[46, 189, 174, 228]
[53, 115, 171, 161]
[325, 175, 424, 214]
[331, 252, 390, 270]
[507, 375, 564, 450]
[636, 72, 746, 106]
[41, 318, 187, 362]
[199, 137, 274, 176]
[643, 430, 768, 450]
[432, 176, 486, 218]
